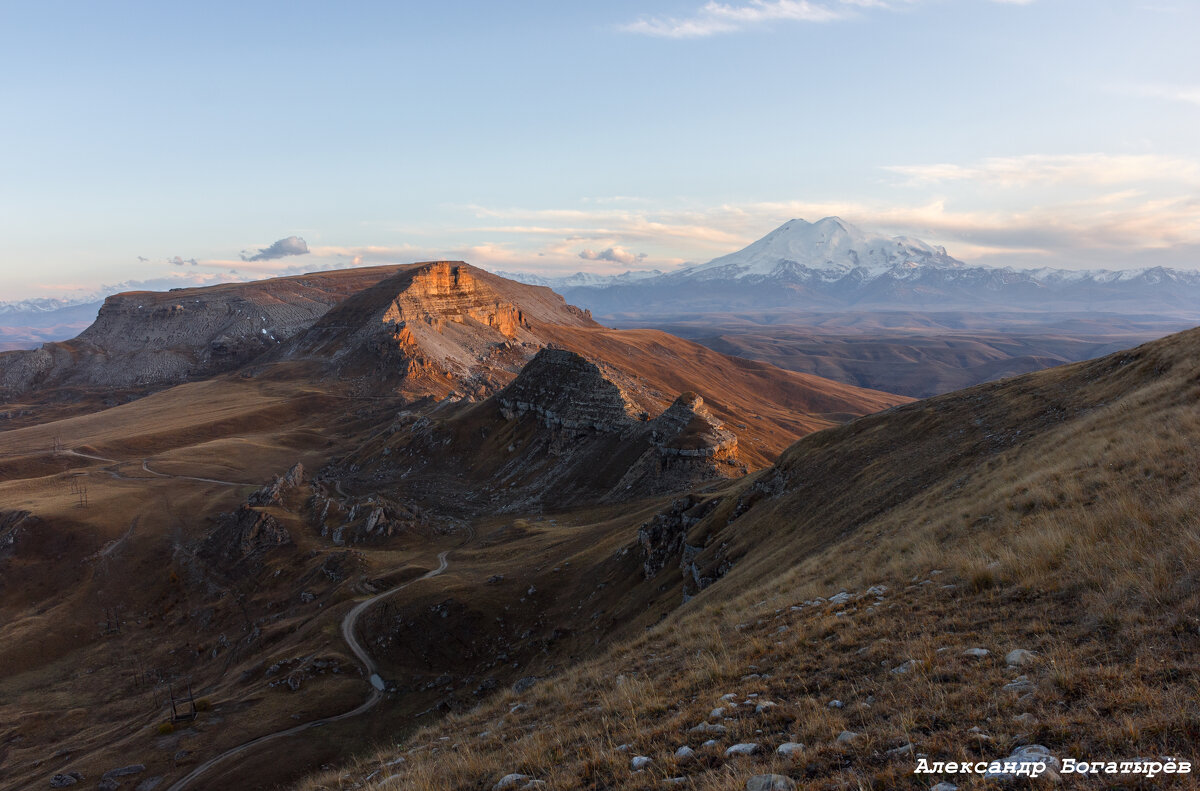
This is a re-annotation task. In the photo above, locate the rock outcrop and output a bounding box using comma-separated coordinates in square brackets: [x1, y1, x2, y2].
[347, 348, 746, 513]
[276, 262, 599, 399]
[497, 348, 641, 430]
[199, 505, 293, 576]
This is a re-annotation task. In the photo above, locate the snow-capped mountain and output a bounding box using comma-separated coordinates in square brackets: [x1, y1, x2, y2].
[678, 216, 963, 281]
[494, 269, 665, 289]
[537, 217, 1200, 318]
[0, 297, 105, 350]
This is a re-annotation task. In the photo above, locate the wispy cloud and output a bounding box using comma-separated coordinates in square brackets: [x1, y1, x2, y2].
[620, 0, 1032, 38]
[1116, 82, 1200, 107]
[885, 153, 1200, 188]
[622, 0, 853, 38]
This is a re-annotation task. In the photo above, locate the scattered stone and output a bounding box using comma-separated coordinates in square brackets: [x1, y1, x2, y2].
[512, 677, 539, 694]
[1012, 712, 1038, 731]
[983, 744, 1060, 781]
[776, 742, 804, 756]
[962, 648, 990, 658]
[1002, 675, 1036, 692]
[891, 659, 920, 674]
[836, 730, 858, 743]
[616, 743, 632, 752]
[754, 700, 777, 713]
[930, 784, 958, 791]
[828, 592, 852, 605]
[631, 756, 653, 770]
[701, 739, 718, 748]
[493, 774, 533, 791]
[49, 774, 82, 788]
[1005, 649, 1037, 667]
[135, 779, 163, 791]
[720, 693, 738, 701]
[98, 781, 119, 791]
[866, 585, 887, 596]
[828, 699, 844, 709]
[665, 779, 687, 786]
[886, 743, 915, 757]
[101, 766, 146, 782]
[689, 722, 727, 736]
[725, 743, 761, 757]
[746, 775, 797, 791]
[674, 746, 697, 762]
[709, 707, 728, 720]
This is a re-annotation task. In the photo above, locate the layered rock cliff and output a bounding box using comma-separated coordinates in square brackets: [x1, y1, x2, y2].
[277, 261, 599, 399]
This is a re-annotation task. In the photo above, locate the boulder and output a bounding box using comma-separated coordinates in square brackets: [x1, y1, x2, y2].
[725, 743, 761, 757]
[1005, 648, 1037, 667]
[674, 746, 697, 762]
[492, 774, 533, 791]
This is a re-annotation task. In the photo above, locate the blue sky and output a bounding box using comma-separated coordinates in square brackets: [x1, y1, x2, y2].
[1, 0, 1197, 299]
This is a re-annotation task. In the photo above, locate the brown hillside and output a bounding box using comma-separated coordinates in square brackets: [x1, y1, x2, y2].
[298, 325, 1200, 791]
[0, 266, 908, 791]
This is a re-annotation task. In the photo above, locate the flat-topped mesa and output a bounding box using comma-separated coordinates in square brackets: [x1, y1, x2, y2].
[0, 265, 408, 395]
[278, 262, 599, 398]
[497, 348, 641, 431]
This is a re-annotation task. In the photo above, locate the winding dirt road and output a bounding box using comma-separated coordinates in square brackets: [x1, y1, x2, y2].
[63, 449, 252, 487]
[165, 550, 452, 791]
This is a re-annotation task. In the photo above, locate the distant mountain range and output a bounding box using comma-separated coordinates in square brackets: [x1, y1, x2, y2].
[0, 297, 104, 351]
[500, 217, 1200, 318]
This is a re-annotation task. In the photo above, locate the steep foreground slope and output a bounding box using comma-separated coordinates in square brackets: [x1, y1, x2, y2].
[299, 326, 1200, 790]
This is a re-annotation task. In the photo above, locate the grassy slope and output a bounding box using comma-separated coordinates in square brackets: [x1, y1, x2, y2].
[299, 327, 1200, 790]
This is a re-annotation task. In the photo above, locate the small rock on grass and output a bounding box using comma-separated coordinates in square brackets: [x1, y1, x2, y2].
[1005, 648, 1036, 667]
[674, 745, 696, 761]
[776, 742, 804, 756]
[747, 775, 796, 791]
[493, 774, 532, 791]
[631, 756, 653, 770]
[725, 743, 761, 757]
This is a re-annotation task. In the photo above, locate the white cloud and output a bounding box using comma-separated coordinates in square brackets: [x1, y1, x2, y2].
[622, 0, 1041, 37]
[623, 0, 851, 38]
[884, 153, 1200, 188]
[579, 246, 648, 265]
[1119, 82, 1200, 107]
